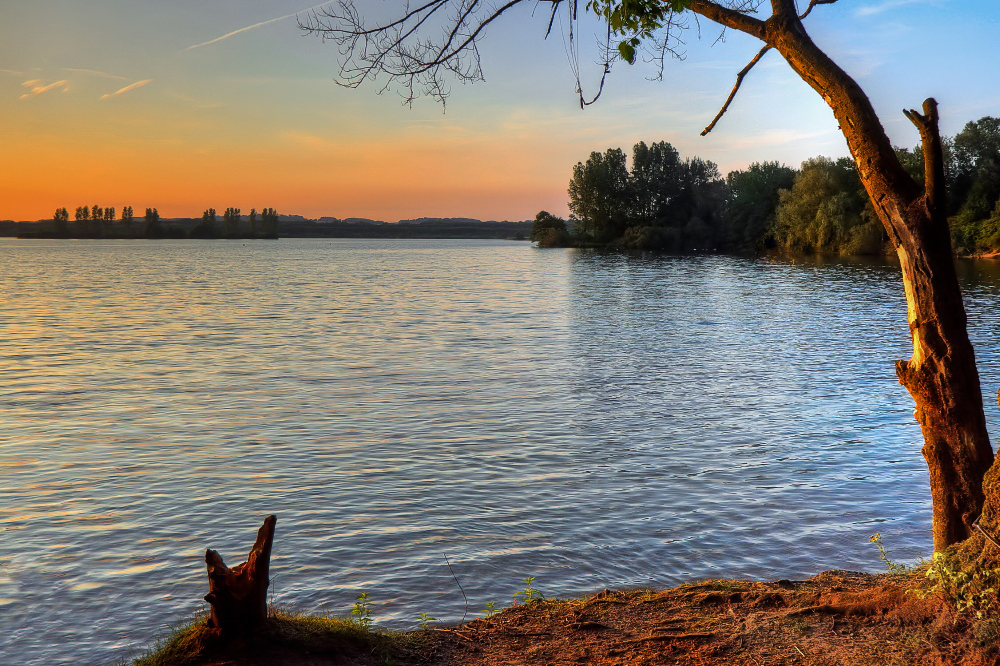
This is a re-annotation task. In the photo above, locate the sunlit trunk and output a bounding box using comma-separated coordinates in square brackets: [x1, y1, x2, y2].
[753, 8, 996, 551]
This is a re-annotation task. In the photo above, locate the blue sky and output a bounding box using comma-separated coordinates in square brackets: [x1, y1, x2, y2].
[2, 0, 997, 220]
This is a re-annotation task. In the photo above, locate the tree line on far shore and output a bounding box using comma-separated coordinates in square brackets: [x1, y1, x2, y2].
[534, 116, 1000, 256]
[45, 205, 280, 239]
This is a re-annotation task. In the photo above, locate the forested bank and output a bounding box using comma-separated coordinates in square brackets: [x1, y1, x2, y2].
[536, 116, 1000, 256]
[9, 210, 532, 241]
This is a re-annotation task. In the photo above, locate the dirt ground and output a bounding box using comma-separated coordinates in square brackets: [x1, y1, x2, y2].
[161, 570, 1000, 666]
[402, 571, 998, 666]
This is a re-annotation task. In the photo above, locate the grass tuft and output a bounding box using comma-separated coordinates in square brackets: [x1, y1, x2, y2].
[127, 606, 422, 666]
[129, 610, 212, 666]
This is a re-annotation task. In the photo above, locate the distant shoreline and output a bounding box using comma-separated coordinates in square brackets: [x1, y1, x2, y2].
[2, 218, 533, 241]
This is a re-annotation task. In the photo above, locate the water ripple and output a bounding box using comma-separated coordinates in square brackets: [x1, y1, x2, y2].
[3, 240, 1000, 664]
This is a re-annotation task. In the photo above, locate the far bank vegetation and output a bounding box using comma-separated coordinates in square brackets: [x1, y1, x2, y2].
[534, 116, 1000, 256]
[45, 206, 281, 240]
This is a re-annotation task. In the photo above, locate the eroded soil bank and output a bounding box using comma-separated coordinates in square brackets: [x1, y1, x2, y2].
[137, 570, 1000, 666]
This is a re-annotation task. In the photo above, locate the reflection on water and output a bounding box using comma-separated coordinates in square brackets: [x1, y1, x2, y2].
[2, 239, 1000, 664]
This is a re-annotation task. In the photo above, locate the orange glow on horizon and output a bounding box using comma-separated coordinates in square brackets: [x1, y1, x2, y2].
[2, 104, 575, 222]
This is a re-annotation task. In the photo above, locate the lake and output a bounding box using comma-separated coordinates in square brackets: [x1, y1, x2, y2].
[3, 238, 1000, 665]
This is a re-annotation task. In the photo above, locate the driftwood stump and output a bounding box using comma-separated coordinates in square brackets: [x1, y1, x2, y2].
[204, 514, 276, 633]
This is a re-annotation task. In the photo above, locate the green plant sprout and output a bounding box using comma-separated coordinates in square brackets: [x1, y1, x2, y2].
[513, 576, 543, 604]
[414, 612, 436, 629]
[869, 533, 911, 574]
[482, 601, 500, 617]
[350, 591, 373, 628]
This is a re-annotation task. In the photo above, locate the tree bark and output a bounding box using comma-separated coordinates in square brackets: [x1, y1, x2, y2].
[204, 514, 277, 633]
[689, 2, 996, 551]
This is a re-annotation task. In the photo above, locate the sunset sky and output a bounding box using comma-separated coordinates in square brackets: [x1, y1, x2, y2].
[2, 0, 997, 222]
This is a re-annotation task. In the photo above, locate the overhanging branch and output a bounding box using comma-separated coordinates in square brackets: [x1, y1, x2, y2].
[798, 0, 838, 20]
[701, 45, 771, 135]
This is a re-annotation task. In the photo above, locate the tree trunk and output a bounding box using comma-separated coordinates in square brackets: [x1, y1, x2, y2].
[697, 1, 998, 551]
[204, 514, 277, 633]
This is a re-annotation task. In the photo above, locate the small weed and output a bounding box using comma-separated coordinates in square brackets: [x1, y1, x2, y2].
[351, 591, 373, 628]
[513, 576, 543, 604]
[483, 601, 501, 617]
[870, 533, 912, 574]
[414, 612, 436, 629]
[916, 551, 1000, 618]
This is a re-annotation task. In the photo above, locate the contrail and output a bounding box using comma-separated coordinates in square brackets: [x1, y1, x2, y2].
[100, 79, 153, 99]
[183, 2, 330, 52]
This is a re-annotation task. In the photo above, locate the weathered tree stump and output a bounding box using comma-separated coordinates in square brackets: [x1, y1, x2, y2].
[204, 514, 276, 633]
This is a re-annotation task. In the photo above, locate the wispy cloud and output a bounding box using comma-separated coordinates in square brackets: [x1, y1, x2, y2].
[64, 67, 127, 80]
[855, 0, 943, 17]
[183, 2, 330, 52]
[20, 79, 69, 99]
[1, 68, 23, 76]
[100, 79, 153, 99]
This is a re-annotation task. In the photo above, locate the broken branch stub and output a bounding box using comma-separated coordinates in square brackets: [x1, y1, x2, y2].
[204, 514, 277, 633]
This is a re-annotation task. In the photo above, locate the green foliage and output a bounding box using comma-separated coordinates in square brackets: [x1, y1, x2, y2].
[724, 161, 797, 251]
[916, 552, 1000, 618]
[482, 600, 501, 617]
[952, 200, 1000, 254]
[952, 116, 1000, 212]
[530, 210, 570, 247]
[948, 116, 1000, 253]
[773, 156, 884, 255]
[630, 141, 682, 225]
[414, 612, 436, 629]
[513, 576, 543, 604]
[568, 147, 631, 242]
[568, 140, 728, 250]
[894, 146, 924, 183]
[869, 532, 913, 575]
[565, 115, 1000, 256]
[351, 591, 373, 628]
[584, 0, 693, 64]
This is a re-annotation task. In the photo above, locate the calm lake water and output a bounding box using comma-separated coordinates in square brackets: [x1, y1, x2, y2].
[4, 238, 1000, 664]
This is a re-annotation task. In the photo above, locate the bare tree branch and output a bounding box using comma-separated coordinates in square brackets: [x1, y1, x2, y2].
[301, 0, 530, 105]
[701, 45, 771, 135]
[798, 0, 837, 20]
[301, 0, 769, 106]
[647, 11, 689, 81]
